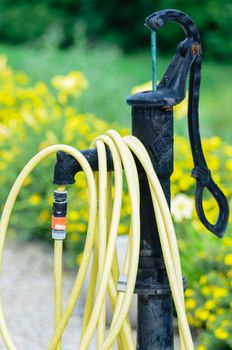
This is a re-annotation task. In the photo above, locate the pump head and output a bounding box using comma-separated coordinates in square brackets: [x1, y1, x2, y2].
[127, 9, 229, 238]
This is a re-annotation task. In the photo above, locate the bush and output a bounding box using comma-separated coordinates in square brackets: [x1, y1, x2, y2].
[0, 57, 232, 347]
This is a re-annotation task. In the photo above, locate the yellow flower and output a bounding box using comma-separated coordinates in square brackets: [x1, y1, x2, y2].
[208, 136, 221, 150]
[15, 72, 29, 85]
[77, 223, 86, 232]
[224, 253, 232, 266]
[38, 209, 50, 223]
[35, 82, 48, 95]
[216, 308, 225, 315]
[213, 288, 228, 299]
[225, 145, 232, 156]
[0, 162, 7, 170]
[69, 211, 79, 221]
[199, 275, 207, 285]
[178, 176, 194, 191]
[118, 224, 128, 235]
[204, 300, 216, 310]
[221, 320, 229, 327]
[171, 167, 183, 182]
[208, 314, 216, 323]
[214, 327, 229, 340]
[223, 237, 232, 246]
[29, 194, 42, 206]
[201, 286, 212, 296]
[197, 346, 207, 350]
[185, 288, 194, 297]
[174, 95, 188, 120]
[194, 309, 209, 321]
[58, 92, 67, 104]
[197, 250, 206, 258]
[51, 71, 88, 96]
[78, 123, 89, 135]
[185, 298, 197, 310]
[207, 155, 220, 171]
[226, 159, 232, 172]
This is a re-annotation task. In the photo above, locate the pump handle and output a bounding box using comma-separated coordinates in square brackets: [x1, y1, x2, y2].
[146, 9, 229, 237]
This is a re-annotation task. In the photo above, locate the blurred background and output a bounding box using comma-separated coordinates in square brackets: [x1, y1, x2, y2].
[0, 1, 232, 349]
[0, 0, 231, 137]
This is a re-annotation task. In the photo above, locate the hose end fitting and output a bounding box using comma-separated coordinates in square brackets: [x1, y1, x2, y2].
[51, 189, 68, 240]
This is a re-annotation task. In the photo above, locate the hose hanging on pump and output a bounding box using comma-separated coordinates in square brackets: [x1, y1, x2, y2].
[0, 130, 195, 349]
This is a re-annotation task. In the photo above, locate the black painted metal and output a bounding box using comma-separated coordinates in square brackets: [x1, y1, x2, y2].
[130, 106, 174, 349]
[52, 9, 230, 350]
[53, 148, 113, 185]
[137, 295, 173, 350]
[188, 55, 229, 237]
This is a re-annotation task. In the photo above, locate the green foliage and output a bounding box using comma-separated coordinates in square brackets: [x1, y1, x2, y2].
[0, 0, 231, 59]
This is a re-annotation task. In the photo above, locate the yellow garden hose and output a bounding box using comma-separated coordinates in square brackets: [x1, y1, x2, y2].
[0, 130, 195, 349]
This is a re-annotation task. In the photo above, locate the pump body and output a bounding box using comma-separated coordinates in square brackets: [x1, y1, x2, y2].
[52, 9, 229, 350]
[131, 105, 174, 349]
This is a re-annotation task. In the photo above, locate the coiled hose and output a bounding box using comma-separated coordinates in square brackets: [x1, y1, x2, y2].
[0, 130, 194, 349]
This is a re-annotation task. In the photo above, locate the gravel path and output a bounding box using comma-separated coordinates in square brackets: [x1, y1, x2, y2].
[0, 240, 182, 349]
[0, 240, 84, 350]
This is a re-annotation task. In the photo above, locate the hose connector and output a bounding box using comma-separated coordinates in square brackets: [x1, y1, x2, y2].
[52, 189, 68, 240]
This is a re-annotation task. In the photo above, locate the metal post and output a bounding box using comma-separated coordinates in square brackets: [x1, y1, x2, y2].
[129, 104, 174, 349]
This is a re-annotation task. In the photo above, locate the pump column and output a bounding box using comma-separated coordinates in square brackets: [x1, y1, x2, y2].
[127, 91, 174, 349]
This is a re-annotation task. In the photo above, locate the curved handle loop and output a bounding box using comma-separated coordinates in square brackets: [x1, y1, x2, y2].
[145, 9, 229, 237]
[188, 55, 229, 237]
[192, 166, 229, 237]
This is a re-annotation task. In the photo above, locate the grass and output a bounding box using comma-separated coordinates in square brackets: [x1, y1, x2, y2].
[1, 42, 232, 141]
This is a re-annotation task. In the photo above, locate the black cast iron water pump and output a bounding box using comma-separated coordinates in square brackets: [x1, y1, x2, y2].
[53, 9, 229, 349]
[133, 9, 229, 237]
